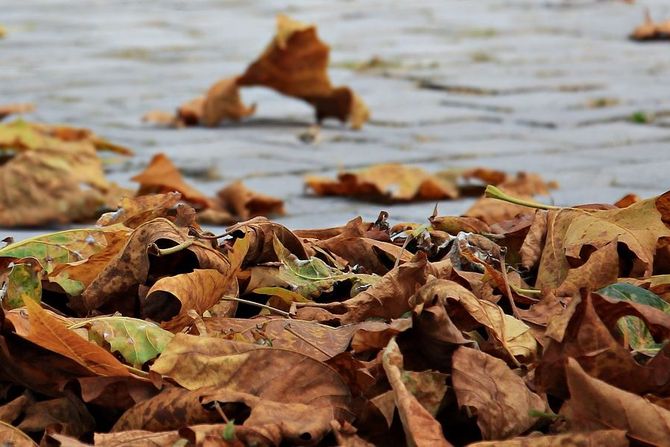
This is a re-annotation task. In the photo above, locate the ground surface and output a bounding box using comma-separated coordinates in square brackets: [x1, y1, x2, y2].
[2, 0, 670, 239]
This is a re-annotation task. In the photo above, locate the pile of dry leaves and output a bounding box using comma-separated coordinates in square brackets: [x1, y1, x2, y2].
[0, 181, 669, 447]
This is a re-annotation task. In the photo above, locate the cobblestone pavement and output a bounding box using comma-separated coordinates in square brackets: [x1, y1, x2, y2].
[3, 0, 670, 238]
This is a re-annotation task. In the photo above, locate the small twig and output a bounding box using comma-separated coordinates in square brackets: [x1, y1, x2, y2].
[40, 301, 68, 317]
[213, 401, 230, 423]
[395, 234, 412, 269]
[188, 226, 231, 240]
[220, 296, 291, 317]
[499, 254, 522, 321]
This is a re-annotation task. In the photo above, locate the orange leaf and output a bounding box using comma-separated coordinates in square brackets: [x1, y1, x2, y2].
[132, 153, 213, 208]
[19, 298, 130, 377]
[306, 164, 458, 202]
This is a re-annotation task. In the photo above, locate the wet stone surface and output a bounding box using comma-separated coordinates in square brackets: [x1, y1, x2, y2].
[2, 0, 670, 239]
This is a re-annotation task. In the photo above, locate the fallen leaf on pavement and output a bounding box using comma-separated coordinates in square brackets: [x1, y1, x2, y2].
[146, 15, 368, 129]
[631, 10, 670, 41]
[133, 154, 285, 225]
[214, 180, 285, 221]
[306, 164, 459, 202]
[0, 120, 133, 227]
[0, 103, 34, 121]
[132, 153, 214, 209]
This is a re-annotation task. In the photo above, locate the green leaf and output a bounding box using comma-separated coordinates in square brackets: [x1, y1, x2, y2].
[71, 316, 174, 369]
[50, 272, 85, 296]
[272, 235, 378, 299]
[599, 283, 670, 310]
[0, 225, 128, 273]
[3, 260, 42, 309]
[630, 111, 652, 124]
[599, 283, 670, 356]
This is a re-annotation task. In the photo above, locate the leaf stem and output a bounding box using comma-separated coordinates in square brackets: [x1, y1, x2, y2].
[485, 185, 561, 210]
[149, 238, 194, 256]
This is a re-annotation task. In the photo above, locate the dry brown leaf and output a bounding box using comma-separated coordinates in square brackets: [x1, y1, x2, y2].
[340, 252, 432, 324]
[77, 375, 160, 411]
[132, 153, 214, 209]
[553, 240, 620, 298]
[467, 430, 629, 447]
[461, 168, 508, 186]
[226, 217, 309, 264]
[561, 357, 670, 445]
[519, 211, 547, 270]
[430, 214, 490, 235]
[0, 420, 37, 447]
[150, 15, 368, 129]
[18, 394, 94, 439]
[96, 192, 183, 228]
[464, 172, 556, 225]
[201, 316, 398, 361]
[0, 120, 133, 155]
[76, 218, 220, 314]
[150, 334, 351, 411]
[306, 164, 459, 202]
[631, 11, 670, 41]
[614, 193, 640, 208]
[124, 336, 351, 444]
[112, 386, 221, 432]
[412, 279, 537, 361]
[465, 197, 533, 226]
[0, 335, 96, 397]
[142, 109, 183, 128]
[143, 269, 235, 331]
[159, 77, 257, 128]
[452, 347, 545, 440]
[536, 192, 670, 291]
[409, 290, 475, 370]
[215, 180, 285, 220]
[49, 229, 132, 297]
[313, 217, 411, 275]
[201, 389, 343, 445]
[331, 420, 375, 447]
[238, 14, 369, 128]
[0, 393, 32, 426]
[200, 77, 256, 126]
[537, 291, 670, 397]
[382, 338, 451, 447]
[0, 122, 131, 226]
[495, 172, 556, 197]
[93, 429, 183, 446]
